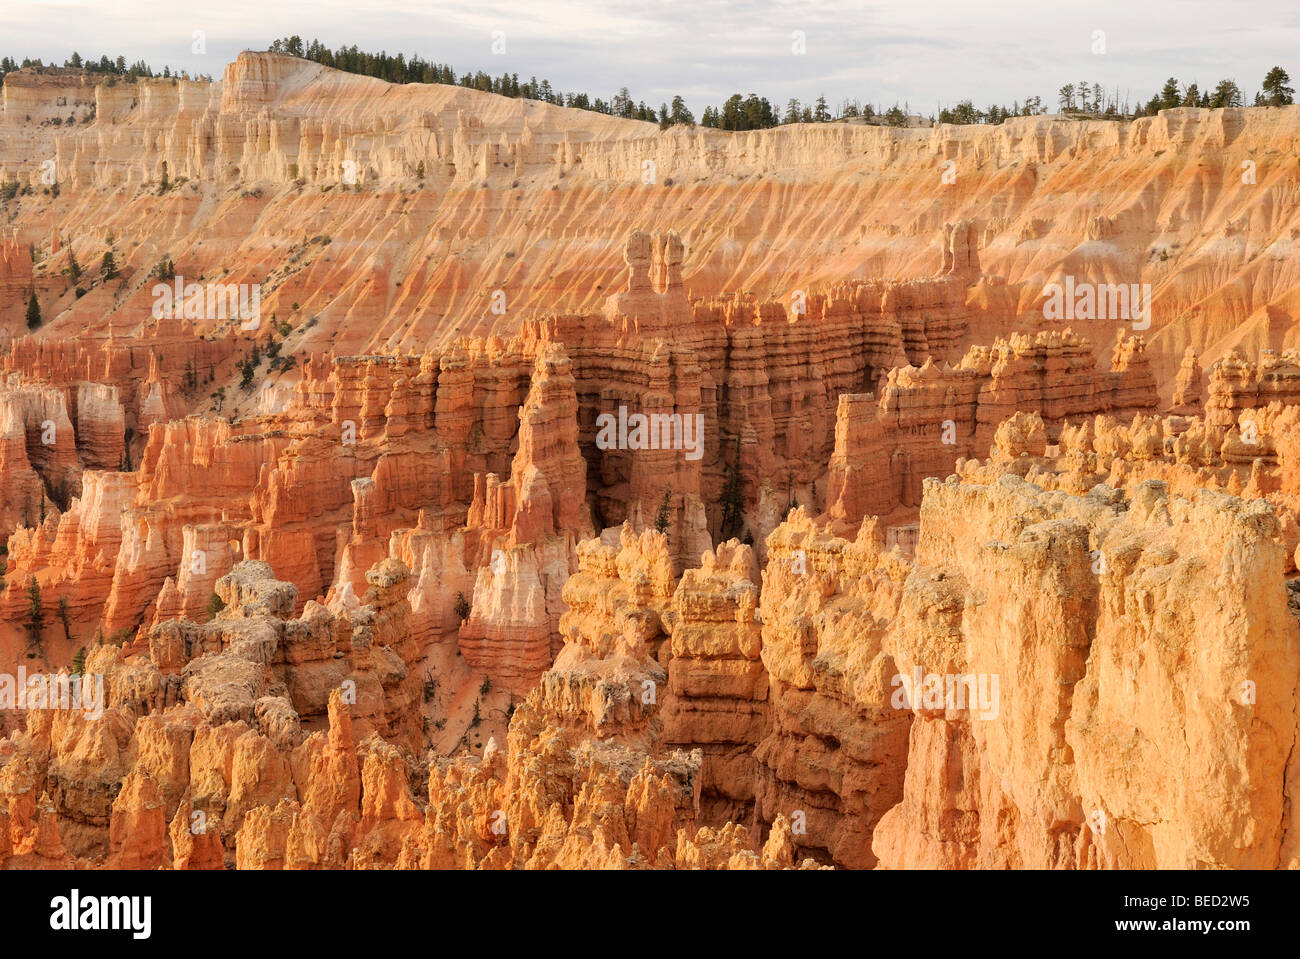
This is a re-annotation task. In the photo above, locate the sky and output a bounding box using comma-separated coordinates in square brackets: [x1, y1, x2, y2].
[3, 0, 1299, 117]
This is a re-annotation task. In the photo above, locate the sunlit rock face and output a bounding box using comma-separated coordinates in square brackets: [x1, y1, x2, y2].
[3, 53, 1300, 870]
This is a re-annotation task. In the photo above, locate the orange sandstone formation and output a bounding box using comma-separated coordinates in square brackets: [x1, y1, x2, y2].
[872, 474, 1300, 868]
[4, 52, 1300, 872]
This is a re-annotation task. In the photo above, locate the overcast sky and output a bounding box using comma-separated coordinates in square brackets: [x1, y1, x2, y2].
[4, 0, 1299, 116]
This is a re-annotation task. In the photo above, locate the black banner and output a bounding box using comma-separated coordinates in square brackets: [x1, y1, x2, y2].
[1, 867, 1277, 948]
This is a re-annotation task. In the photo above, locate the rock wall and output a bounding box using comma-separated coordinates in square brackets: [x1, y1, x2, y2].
[872, 475, 1300, 868]
[825, 329, 1158, 530]
[754, 511, 912, 866]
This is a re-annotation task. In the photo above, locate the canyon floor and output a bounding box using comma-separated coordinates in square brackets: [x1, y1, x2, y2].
[2, 52, 1300, 869]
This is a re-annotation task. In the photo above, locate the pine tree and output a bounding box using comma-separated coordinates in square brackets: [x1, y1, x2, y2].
[669, 95, 694, 126]
[1261, 66, 1295, 106]
[57, 596, 73, 641]
[68, 248, 81, 283]
[25, 288, 40, 329]
[455, 592, 471, 623]
[24, 576, 45, 648]
[1211, 79, 1243, 108]
[719, 439, 745, 540]
[100, 250, 118, 280]
[1159, 77, 1181, 110]
[71, 645, 86, 675]
[654, 486, 673, 534]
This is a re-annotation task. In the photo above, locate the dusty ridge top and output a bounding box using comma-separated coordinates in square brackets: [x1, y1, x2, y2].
[8, 51, 1300, 173]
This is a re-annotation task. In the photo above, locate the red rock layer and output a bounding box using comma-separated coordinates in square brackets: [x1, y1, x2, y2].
[825, 329, 1158, 530]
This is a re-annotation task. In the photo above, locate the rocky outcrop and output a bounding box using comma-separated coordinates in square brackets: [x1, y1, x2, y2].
[1205, 348, 1300, 438]
[754, 510, 912, 867]
[825, 329, 1159, 530]
[872, 474, 1300, 868]
[660, 541, 768, 822]
[1171, 346, 1203, 414]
